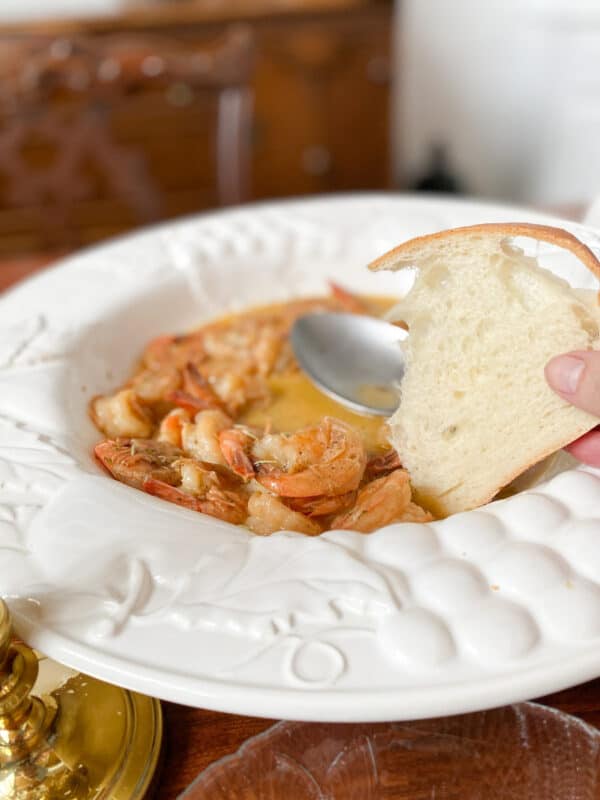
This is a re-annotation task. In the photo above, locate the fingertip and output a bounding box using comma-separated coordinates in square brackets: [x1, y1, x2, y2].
[544, 354, 585, 396]
[565, 429, 600, 467]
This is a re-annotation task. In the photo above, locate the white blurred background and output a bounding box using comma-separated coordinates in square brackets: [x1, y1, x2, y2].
[396, 0, 600, 205]
[0, 1, 121, 21]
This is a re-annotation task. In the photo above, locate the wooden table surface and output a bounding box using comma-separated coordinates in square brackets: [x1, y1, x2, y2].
[2, 236, 600, 799]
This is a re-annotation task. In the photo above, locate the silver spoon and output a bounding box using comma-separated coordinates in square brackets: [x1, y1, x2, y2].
[290, 312, 407, 417]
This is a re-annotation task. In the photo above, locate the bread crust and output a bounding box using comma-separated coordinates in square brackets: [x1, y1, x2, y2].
[368, 222, 600, 281]
[448, 420, 597, 517]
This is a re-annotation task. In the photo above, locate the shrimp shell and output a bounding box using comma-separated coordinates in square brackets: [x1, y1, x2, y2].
[331, 469, 412, 533]
[254, 417, 367, 498]
[219, 427, 256, 481]
[285, 491, 357, 518]
[168, 363, 226, 414]
[366, 449, 402, 478]
[143, 477, 247, 525]
[94, 438, 182, 489]
[90, 389, 154, 439]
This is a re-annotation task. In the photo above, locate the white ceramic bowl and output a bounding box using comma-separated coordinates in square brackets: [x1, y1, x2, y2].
[2, 194, 600, 721]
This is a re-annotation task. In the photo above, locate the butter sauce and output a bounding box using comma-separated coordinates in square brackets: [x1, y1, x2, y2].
[243, 371, 391, 452]
[239, 294, 399, 453]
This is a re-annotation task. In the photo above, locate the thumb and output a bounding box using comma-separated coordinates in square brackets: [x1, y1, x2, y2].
[545, 350, 600, 418]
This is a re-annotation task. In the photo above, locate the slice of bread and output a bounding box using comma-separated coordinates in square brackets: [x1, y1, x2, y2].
[368, 223, 600, 518]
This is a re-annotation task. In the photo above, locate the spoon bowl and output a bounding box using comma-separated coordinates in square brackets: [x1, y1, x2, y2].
[290, 312, 407, 417]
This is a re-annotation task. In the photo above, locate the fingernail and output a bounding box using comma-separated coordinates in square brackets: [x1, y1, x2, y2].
[546, 355, 585, 394]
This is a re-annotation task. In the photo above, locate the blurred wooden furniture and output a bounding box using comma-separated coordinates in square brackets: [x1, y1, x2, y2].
[0, 0, 392, 256]
[0, 28, 254, 253]
[251, 5, 391, 199]
[0, 252, 55, 293]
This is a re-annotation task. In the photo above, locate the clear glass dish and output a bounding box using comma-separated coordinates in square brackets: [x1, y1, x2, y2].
[182, 702, 600, 799]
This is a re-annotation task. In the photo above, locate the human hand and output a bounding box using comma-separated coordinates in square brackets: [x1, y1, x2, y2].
[545, 351, 600, 466]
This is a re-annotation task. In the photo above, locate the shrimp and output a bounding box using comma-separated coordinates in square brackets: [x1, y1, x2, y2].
[90, 296, 428, 535]
[328, 281, 369, 314]
[400, 502, 434, 524]
[252, 417, 366, 498]
[285, 491, 357, 518]
[142, 333, 205, 371]
[90, 389, 153, 439]
[365, 449, 402, 479]
[219, 427, 256, 481]
[140, 294, 372, 421]
[253, 324, 286, 377]
[142, 334, 176, 369]
[245, 492, 321, 536]
[200, 307, 321, 384]
[331, 469, 413, 533]
[181, 409, 233, 466]
[144, 471, 247, 525]
[210, 369, 271, 414]
[168, 363, 225, 414]
[157, 408, 191, 448]
[129, 365, 181, 405]
[94, 438, 182, 489]
[95, 436, 246, 523]
[201, 316, 283, 372]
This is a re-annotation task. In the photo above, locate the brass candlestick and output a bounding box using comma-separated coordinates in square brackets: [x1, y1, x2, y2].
[0, 599, 163, 799]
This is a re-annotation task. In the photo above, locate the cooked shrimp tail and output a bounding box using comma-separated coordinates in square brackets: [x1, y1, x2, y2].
[329, 281, 369, 313]
[167, 363, 225, 413]
[219, 428, 256, 481]
[157, 408, 191, 447]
